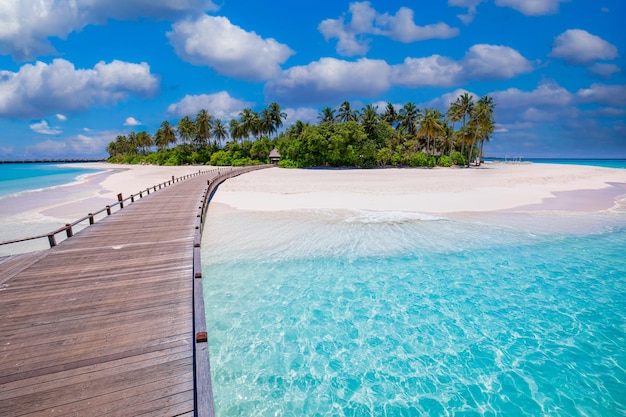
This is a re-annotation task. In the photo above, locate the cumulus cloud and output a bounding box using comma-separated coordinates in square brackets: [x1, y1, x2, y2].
[167, 91, 253, 119]
[265, 57, 392, 104]
[167, 15, 294, 81]
[283, 107, 320, 125]
[577, 83, 626, 107]
[124, 117, 142, 126]
[491, 81, 574, 112]
[447, 0, 487, 24]
[267, 44, 532, 104]
[24, 130, 116, 158]
[0, 0, 218, 61]
[550, 29, 618, 65]
[29, 120, 62, 135]
[495, 0, 570, 15]
[392, 44, 532, 87]
[56, 113, 67, 121]
[319, 2, 458, 56]
[588, 63, 621, 79]
[0, 58, 159, 119]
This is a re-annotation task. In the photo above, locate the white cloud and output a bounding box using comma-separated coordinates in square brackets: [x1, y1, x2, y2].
[267, 44, 532, 104]
[392, 44, 532, 87]
[265, 57, 392, 104]
[24, 130, 116, 158]
[492, 81, 574, 111]
[29, 120, 61, 135]
[284, 107, 319, 125]
[0, 0, 218, 61]
[167, 91, 253, 119]
[577, 84, 626, 107]
[124, 117, 142, 126]
[167, 15, 294, 81]
[391, 55, 463, 87]
[461, 44, 534, 79]
[0, 59, 159, 118]
[319, 2, 458, 56]
[550, 29, 618, 65]
[589, 63, 621, 78]
[448, 0, 487, 24]
[495, 0, 570, 15]
[55, 113, 67, 121]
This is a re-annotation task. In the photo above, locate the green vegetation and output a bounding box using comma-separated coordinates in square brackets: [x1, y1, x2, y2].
[106, 94, 495, 168]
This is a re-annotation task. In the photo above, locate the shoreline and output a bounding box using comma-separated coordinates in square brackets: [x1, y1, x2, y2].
[1, 162, 625, 250]
[210, 164, 626, 214]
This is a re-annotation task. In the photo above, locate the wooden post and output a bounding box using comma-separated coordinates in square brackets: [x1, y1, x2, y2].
[139, 191, 143, 198]
[130, 195, 134, 203]
[88, 213, 94, 225]
[65, 224, 73, 238]
[48, 234, 57, 247]
[147, 188, 150, 195]
[106, 205, 111, 215]
[172, 175, 175, 183]
[118, 193, 124, 209]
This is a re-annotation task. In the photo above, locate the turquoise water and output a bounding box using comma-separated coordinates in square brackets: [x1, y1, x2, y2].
[0, 163, 104, 199]
[202, 208, 626, 416]
[518, 159, 625, 169]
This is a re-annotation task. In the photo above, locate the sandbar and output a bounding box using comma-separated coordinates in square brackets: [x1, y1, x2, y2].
[211, 163, 626, 214]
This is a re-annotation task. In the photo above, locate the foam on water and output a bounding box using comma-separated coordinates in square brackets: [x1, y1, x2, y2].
[202, 206, 626, 416]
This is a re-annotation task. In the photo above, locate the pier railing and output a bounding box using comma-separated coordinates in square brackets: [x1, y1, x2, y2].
[0, 163, 270, 417]
[0, 167, 237, 250]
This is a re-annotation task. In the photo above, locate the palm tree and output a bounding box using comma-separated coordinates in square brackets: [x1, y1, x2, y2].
[194, 109, 213, 148]
[135, 131, 153, 154]
[361, 104, 379, 139]
[229, 119, 245, 143]
[268, 102, 287, 133]
[260, 108, 276, 137]
[418, 108, 444, 156]
[447, 92, 474, 159]
[382, 102, 398, 127]
[212, 119, 228, 146]
[177, 115, 195, 145]
[398, 102, 419, 137]
[239, 108, 260, 139]
[318, 107, 336, 124]
[338, 101, 358, 123]
[158, 121, 177, 149]
[467, 95, 495, 165]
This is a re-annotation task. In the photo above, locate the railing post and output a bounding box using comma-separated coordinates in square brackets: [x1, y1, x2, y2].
[172, 175, 175, 183]
[118, 193, 124, 209]
[139, 191, 143, 198]
[147, 188, 150, 195]
[48, 234, 57, 247]
[106, 205, 111, 215]
[65, 224, 73, 238]
[88, 213, 94, 225]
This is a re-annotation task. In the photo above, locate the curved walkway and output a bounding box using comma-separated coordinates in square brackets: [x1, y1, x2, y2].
[0, 166, 266, 417]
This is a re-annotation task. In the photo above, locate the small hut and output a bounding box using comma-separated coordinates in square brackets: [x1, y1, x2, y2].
[269, 148, 281, 165]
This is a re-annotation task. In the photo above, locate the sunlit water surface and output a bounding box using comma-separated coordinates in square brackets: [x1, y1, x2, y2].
[202, 206, 626, 417]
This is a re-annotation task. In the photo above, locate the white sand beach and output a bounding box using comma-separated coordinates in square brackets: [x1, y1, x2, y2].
[1, 162, 625, 248]
[211, 163, 626, 214]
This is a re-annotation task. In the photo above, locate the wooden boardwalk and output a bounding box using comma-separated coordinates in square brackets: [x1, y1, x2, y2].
[0, 166, 265, 417]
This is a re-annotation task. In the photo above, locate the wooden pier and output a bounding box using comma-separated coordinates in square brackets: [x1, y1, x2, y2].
[0, 166, 266, 416]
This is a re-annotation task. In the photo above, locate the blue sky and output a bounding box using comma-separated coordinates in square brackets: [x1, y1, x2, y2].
[0, 0, 624, 159]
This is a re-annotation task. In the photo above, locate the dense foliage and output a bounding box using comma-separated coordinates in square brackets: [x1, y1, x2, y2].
[106, 93, 495, 168]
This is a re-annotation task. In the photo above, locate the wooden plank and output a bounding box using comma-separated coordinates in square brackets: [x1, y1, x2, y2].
[0, 166, 269, 416]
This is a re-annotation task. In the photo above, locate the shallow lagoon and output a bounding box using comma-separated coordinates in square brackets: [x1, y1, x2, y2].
[202, 207, 626, 416]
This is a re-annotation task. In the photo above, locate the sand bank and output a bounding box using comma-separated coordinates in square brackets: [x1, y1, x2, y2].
[211, 164, 626, 214]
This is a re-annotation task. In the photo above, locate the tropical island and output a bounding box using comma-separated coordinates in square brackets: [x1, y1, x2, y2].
[106, 93, 494, 168]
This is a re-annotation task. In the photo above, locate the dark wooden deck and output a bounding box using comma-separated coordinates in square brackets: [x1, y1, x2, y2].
[0, 166, 265, 417]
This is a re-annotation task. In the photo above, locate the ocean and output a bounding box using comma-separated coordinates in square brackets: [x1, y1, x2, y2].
[0, 163, 106, 253]
[201, 162, 626, 416]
